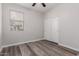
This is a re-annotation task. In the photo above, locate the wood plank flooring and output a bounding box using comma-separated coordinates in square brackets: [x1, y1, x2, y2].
[0, 40, 79, 56]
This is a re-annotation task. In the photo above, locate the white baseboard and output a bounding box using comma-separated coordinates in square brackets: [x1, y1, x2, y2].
[59, 43, 79, 52]
[2, 38, 44, 48]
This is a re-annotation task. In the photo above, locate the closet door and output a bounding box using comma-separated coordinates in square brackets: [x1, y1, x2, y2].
[44, 17, 59, 43]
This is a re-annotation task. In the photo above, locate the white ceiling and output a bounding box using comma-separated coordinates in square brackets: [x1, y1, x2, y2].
[17, 3, 59, 13]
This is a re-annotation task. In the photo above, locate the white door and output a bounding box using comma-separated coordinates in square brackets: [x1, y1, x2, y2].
[44, 17, 59, 43]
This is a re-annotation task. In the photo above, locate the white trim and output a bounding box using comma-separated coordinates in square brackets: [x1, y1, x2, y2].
[59, 43, 79, 52]
[2, 38, 44, 48]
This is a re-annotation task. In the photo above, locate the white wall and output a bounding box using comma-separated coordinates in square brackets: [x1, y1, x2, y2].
[2, 3, 79, 51]
[2, 4, 44, 46]
[0, 3, 2, 49]
[44, 3, 79, 51]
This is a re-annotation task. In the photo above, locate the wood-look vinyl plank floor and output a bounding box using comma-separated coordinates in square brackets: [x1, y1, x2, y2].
[19, 44, 36, 56]
[33, 41, 60, 56]
[40, 40, 78, 55]
[27, 42, 48, 56]
[0, 40, 79, 56]
[36, 40, 75, 56]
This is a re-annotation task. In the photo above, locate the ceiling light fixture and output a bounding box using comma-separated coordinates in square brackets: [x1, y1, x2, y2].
[32, 3, 46, 7]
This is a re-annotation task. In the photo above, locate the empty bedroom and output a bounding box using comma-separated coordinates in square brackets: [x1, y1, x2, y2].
[0, 3, 79, 56]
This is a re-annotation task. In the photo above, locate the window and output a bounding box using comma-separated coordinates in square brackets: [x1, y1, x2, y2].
[10, 10, 24, 31]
